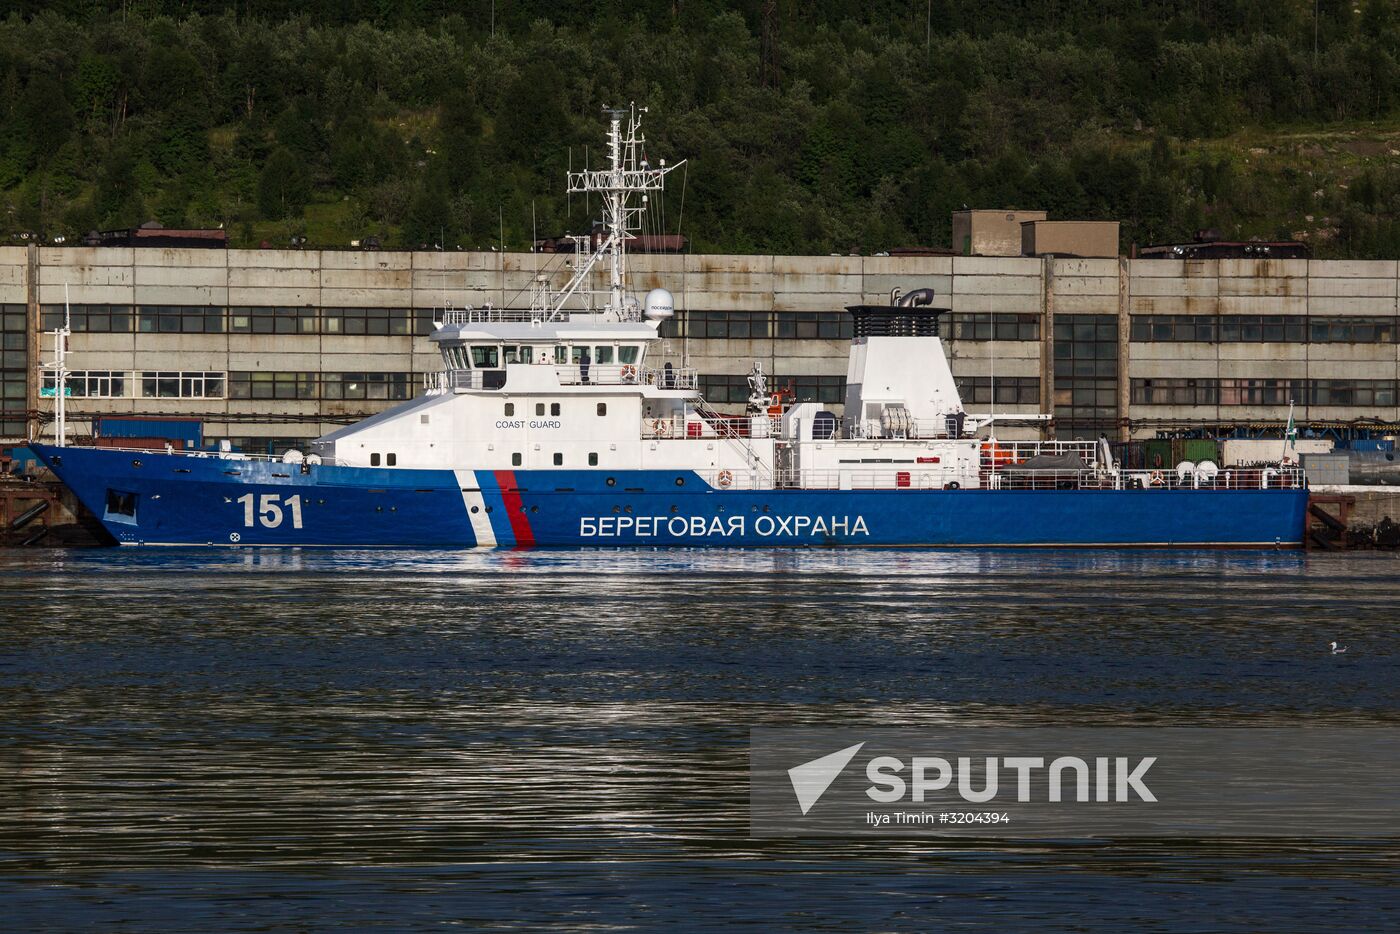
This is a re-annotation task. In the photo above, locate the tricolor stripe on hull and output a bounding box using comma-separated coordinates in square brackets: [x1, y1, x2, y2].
[453, 469, 497, 547]
[493, 470, 536, 547]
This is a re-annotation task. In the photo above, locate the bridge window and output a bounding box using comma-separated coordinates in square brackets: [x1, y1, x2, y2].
[618, 345, 640, 364]
[471, 345, 500, 368]
[594, 346, 615, 364]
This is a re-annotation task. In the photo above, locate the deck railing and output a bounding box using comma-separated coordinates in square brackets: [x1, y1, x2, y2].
[555, 364, 696, 389]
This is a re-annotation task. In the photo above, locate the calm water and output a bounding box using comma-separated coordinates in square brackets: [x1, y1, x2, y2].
[2, 548, 1398, 931]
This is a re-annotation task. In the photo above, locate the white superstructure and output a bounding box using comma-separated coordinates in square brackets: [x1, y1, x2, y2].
[309, 106, 1102, 493]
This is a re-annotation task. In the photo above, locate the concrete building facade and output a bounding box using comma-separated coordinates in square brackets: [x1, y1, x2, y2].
[4, 246, 1400, 452]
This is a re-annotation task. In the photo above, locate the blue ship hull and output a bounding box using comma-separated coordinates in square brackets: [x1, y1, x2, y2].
[32, 445, 1308, 548]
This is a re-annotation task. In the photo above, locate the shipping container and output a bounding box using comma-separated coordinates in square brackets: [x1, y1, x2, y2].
[1182, 439, 1220, 465]
[93, 417, 202, 449]
[1220, 438, 1333, 466]
[91, 436, 188, 451]
[1301, 452, 1350, 486]
[1144, 439, 1174, 470]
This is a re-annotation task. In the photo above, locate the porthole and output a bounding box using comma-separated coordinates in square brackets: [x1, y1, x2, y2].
[624, 505, 633, 514]
[485, 506, 494, 513]
[530, 506, 539, 514]
[675, 477, 685, 487]
[471, 505, 480, 513]
[612, 505, 621, 514]
[131, 459, 143, 468]
[670, 505, 679, 513]
[606, 477, 616, 487]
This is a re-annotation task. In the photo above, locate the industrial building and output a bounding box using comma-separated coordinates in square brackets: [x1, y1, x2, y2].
[4, 240, 1400, 454]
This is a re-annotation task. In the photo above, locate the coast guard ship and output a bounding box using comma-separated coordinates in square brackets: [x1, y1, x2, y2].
[33, 108, 1308, 548]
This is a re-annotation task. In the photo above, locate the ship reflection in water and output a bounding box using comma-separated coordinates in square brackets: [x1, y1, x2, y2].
[2, 549, 1398, 930]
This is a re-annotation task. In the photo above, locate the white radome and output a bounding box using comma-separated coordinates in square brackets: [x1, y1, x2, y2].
[644, 288, 674, 320]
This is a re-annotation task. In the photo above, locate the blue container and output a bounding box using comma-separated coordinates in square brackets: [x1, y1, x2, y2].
[2, 445, 42, 475]
[93, 417, 203, 449]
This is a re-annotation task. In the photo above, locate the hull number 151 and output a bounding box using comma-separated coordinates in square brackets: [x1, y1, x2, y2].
[236, 493, 304, 529]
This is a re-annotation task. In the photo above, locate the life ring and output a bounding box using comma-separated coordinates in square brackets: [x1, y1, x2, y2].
[716, 469, 734, 489]
[1149, 471, 1165, 488]
[621, 364, 637, 383]
[654, 418, 672, 437]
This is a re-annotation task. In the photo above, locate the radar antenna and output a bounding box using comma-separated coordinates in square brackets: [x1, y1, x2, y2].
[544, 104, 684, 321]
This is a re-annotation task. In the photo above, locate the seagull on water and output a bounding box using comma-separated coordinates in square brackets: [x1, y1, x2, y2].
[1330, 641, 1347, 655]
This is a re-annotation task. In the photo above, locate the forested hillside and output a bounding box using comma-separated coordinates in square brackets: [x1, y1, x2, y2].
[5, 1, 1400, 256]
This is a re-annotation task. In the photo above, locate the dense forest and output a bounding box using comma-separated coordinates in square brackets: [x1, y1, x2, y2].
[5, 1, 1400, 255]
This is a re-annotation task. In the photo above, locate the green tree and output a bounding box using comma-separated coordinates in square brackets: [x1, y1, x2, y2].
[257, 147, 310, 219]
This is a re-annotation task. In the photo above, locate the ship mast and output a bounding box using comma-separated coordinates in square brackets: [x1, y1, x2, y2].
[546, 104, 683, 321]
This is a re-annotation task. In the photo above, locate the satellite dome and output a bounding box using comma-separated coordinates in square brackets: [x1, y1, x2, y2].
[644, 288, 674, 319]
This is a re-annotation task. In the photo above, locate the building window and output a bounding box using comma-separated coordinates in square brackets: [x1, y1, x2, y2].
[1129, 315, 1218, 342]
[947, 313, 1040, 341]
[137, 305, 225, 334]
[42, 370, 129, 398]
[1304, 379, 1397, 407]
[553, 453, 563, 465]
[228, 371, 318, 400]
[658, 314, 683, 339]
[1131, 378, 1219, 406]
[1130, 315, 1398, 344]
[41, 303, 133, 333]
[597, 403, 607, 416]
[323, 307, 410, 336]
[698, 375, 753, 405]
[685, 310, 771, 339]
[1309, 318, 1397, 343]
[588, 452, 598, 466]
[1053, 314, 1118, 435]
[1217, 379, 1297, 406]
[774, 312, 853, 340]
[229, 306, 317, 334]
[322, 372, 410, 401]
[139, 371, 225, 399]
[782, 375, 847, 405]
[956, 376, 1041, 406]
[512, 453, 522, 466]
[1218, 315, 1306, 343]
